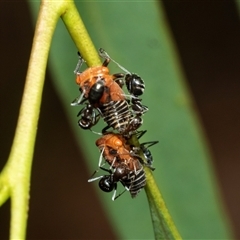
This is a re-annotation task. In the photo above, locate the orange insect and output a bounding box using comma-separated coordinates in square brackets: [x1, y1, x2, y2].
[88, 132, 157, 200]
[71, 49, 148, 135]
[95, 133, 139, 171]
[96, 131, 158, 169]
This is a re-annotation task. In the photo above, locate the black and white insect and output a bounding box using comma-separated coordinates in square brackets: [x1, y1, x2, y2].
[71, 48, 148, 136]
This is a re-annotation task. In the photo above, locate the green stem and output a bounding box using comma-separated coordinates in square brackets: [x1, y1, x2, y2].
[61, 3, 101, 66]
[0, 0, 99, 239]
[129, 135, 182, 239]
[62, 3, 182, 238]
[145, 168, 182, 239]
[5, 2, 61, 238]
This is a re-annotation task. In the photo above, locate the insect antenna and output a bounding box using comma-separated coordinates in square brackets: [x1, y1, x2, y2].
[99, 48, 131, 74]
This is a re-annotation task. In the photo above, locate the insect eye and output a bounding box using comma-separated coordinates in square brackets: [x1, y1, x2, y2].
[109, 149, 117, 155]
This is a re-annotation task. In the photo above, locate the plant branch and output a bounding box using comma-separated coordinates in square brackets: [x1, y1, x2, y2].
[129, 134, 182, 239]
[0, 0, 98, 239]
[61, 3, 101, 66]
[62, 4, 182, 237]
[6, 1, 61, 238]
[145, 168, 182, 239]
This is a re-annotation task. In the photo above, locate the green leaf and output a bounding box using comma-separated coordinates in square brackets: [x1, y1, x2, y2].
[29, 1, 232, 239]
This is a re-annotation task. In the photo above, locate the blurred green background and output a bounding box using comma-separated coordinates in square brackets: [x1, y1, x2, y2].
[1, 1, 240, 239]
